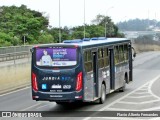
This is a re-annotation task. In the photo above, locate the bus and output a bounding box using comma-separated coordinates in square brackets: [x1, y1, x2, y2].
[30, 37, 136, 104]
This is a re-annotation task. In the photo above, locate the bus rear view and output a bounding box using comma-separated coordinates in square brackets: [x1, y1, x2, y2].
[31, 38, 135, 104]
[31, 45, 83, 103]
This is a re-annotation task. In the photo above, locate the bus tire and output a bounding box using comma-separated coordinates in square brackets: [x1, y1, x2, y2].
[99, 84, 106, 104]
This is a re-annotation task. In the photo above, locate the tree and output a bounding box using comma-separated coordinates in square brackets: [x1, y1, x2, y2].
[0, 5, 49, 46]
[38, 32, 54, 44]
[91, 14, 122, 37]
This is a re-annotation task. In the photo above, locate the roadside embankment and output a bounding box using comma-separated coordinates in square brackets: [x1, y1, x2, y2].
[133, 44, 160, 53]
[0, 61, 31, 94]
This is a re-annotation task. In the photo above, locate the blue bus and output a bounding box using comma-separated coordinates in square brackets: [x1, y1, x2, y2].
[30, 37, 136, 104]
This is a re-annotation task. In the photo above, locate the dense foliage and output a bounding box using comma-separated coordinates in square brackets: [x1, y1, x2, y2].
[0, 5, 124, 47]
[0, 5, 52, 46]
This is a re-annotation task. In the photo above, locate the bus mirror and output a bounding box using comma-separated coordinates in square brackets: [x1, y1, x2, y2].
[131, 47, 136, 58]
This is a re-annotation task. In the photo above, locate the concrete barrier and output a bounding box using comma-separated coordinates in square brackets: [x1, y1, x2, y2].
[0, 61, 31, 94]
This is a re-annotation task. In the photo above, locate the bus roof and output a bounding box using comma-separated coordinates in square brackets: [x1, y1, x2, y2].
[34, 38, 130, 48]
[61, 38, 130, 47]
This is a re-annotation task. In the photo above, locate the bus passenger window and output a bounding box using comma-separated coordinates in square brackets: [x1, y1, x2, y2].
[84, 51, 88, 62]
[114, 46, 119, 64]
[98, 48, 104, 68]
[85, 62, 93, 72]
[98, 48, 103, 58]
[84, 50, 93, 72]
[119, 45, 124, 63]
[124, 44, 129, 61]
[104, 48, 109, 67]
[88, 50, 91, 61]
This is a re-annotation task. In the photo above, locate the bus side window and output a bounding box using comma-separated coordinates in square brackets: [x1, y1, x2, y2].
[98, 48, 104, 68]
[104, 47, 109, 67]
[124, 44, 129, 61]
[114, 46, 119, 64]
[84, 51, 88, 62]
[84, 50, 93, 72]
[88, 50, 91, 61]
[119, 45, 124, 63]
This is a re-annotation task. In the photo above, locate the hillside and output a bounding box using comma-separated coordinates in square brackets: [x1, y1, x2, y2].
[117, 19, 160, 31]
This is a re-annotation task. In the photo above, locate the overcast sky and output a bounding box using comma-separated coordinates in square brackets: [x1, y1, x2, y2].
[0, 0, 160, 27]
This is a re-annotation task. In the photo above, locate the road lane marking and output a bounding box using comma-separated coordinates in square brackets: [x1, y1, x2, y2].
[0, 86, 30, 97]
[148, 77, 160, 100]
[83, 74, 160, 120]
[131, 92, 149, 95]
[35, 102, 57, 110]
[139, 88, 148, 90]
[20, 103, 42, 111]
[36, 104, 50, 110]
[127, 95, 153, 98]
[118, 99, 160, 104]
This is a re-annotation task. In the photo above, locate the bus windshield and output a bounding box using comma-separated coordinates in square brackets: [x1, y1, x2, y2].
[36, 47, 77, 67]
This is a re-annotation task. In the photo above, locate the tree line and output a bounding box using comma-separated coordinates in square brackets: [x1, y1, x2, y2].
[0, 5, 124, 47]
[117, 18, 160, 31]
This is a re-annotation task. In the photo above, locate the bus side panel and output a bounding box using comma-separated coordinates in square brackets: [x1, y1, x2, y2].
[117, 62, 129, 88]
[114, 65, 120, 90]
[98, 66, 110, 97]
[98, 68, 103, 98]
[83, 71, 94, 101]
[82, 49, 95, 102]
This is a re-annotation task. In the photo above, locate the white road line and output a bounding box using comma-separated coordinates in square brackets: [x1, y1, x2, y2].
[83, 74, 160, 120]
[20, 103, 42, 111]
[139, 88, 148, 90]
[137, 88, 148, 90]
[118, 99, 159, 105]
[148, 76, 160, 100]
[127, 95, 153, 98]
[117, 101, 140, 105]
[131, 92, 150, 95]
[36, 104, 50, 110]
[0, 86, 30, 97]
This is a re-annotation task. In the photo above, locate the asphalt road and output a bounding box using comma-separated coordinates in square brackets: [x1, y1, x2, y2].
[0, 51, 160, 120]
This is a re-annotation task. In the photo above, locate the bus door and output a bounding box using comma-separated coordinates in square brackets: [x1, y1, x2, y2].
[109, 48, 115, 90]
[92, 51, 98, 98]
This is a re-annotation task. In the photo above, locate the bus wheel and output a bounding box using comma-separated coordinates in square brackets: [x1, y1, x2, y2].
[99, 84, 106, 104]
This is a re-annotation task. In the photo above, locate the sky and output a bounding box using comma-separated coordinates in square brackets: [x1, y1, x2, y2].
[0, 0, 160, 27]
